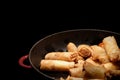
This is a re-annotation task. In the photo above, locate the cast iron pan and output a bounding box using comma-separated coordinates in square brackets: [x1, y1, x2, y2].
[19, 29, 120, 80]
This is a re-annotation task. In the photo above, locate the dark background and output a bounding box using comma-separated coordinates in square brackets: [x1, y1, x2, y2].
[12, 14, 120, 80]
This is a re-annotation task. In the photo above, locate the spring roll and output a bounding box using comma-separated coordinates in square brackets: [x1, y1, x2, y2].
[84, 62, 106, 79]
[91, 45, 109, 63]
[65, 76, 105, 80]
[66, 76, 85, 80]
[60, 77, 65, 80]
[69, 60, 85, 77]
[103, 36, 120, 62]
[75, 55, 84, 62]
[86, 79, 107, 80]
[45, 52, 78, 61]
[78, 44, 93, 58]
[98, 42, 104, 48]
[67, 42, 78, 52]
[40, 60, 75, 71]
[106, 69, 120, 78]
[66, 42, 84, 62]
[108, 70, 120, 76]
[65, 75, 87, 80]
[86, 58, 100, 66]
[102, 62, 120, 72]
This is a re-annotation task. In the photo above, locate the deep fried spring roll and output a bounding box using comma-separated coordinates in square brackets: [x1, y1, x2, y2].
[98, 42, 104, 48]
[86, 58, 100, 66]
[86, 79, 107, 80]
[106, 70, 120, 78]
[91, 45, 109, 63]
[103, 36, 120, 62]
[40, 60, 75, 71]
[45, 52, 78, 61]
[67, 42, 84, 62]
[84, 62, 106, 79]
[66, 76, 105, 80]
[69, 60, 85, 77]
[67, 42, 78, 52]
[60, 77, 65, 80]
[108, 70, 120, 76]
[75, 55, 84, 63]
[102, 62, 120, 72]
[78, 44, 93, 58]
[65, 75, 85, 80]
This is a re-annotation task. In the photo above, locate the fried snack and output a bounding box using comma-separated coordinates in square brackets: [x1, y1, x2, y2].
[103, 36, 120, 62]
[98, 42, 104, 48]
[65, 75, 85, 80]
[65, 76, 106, 80]
[84, 62, 106, 79]
[60, 77, 65, 80]
[67, 42, 78, 52]
[45, 52, 78, 61]
[40, 60, 75, 71]
[69, 60, 85, 77]
[86, 79, 107, 80]
[78, 44, 93, 58]
[102, 62, 120, 72]
[91, 45, 109, 63]
[85, 58, 100, 66]
[75, 55, 84, 62]
[108, 70, 120, 76]
[67, 42, 84, 62]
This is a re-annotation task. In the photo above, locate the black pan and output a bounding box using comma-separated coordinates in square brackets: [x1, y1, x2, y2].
[19, 29, 120, 80]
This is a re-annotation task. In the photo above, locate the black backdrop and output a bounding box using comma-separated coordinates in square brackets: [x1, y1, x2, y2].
[12, 15, 120, 80]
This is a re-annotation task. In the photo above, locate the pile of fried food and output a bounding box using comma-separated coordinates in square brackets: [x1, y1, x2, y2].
[40, 36, 120, 80]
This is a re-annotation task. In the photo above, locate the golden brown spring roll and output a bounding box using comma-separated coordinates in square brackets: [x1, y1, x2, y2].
[40, 60, 75, 71]
[75, 60, 85, 67]
[66, 77, 105, 80]
[45, 52, 78, 61]
[103, 36, 120, 62]
[75, 55, 84, 62]
[66, 42, 84, 62]
[69, 60, 85, 77]
[78, 44, 93, 58]
[86, 79, 107, 80]
[65, 75, 85, 80]
[98, 42, 104, 48]
[60, 77, 65, 80]
[91, 45, 109, 63]
[85, 58, 100, 66]
[102, 62, 120, 72]
[108, 70, 120, 76]
[67, 42, 78, 52]
[84, 62, 106, 79]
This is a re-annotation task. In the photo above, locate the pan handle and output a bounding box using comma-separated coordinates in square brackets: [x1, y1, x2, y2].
[18, 54, 32, 69]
